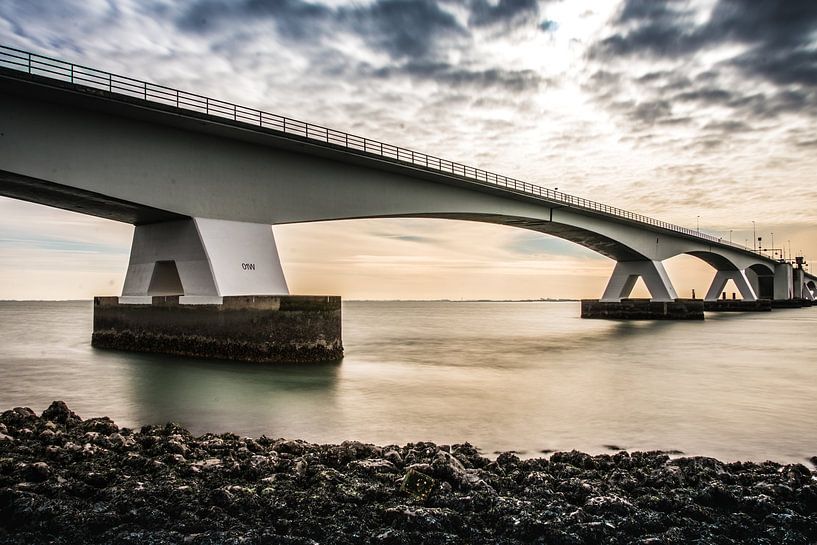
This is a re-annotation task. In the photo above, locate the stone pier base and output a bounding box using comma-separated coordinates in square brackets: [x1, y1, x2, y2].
[92, 295, 342, 363]
[581, 299, 704, 320]
[771, 299, 806, 309]
[703, 299, 772, 312]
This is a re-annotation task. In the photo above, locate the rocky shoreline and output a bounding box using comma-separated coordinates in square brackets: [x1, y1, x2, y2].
[2, 403, 816, 544]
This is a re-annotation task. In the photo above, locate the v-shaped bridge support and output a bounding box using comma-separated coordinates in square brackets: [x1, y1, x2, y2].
[600, 260, 678, 302]
[121, 218, 288, 303]
[704, 270, 757, 301]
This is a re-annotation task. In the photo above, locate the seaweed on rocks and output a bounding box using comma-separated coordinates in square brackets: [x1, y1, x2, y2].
[1, 402, 817, 544]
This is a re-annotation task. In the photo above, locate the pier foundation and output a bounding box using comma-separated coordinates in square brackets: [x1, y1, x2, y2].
[703, 299, 771, 312]
[92, 295, 342, 363]
[770, 299, 805, 309]
[581, 299, 704, 320]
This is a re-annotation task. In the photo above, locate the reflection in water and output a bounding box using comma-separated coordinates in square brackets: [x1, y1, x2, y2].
[125, 354, 341, 436]
[1, 300, 816, 462]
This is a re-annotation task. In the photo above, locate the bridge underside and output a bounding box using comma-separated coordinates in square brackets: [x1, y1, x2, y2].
[0, 170, 182, 224]
[0, 172, 802, 306]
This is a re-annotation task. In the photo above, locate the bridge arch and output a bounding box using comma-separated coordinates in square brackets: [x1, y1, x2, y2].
[747, 263, 775, 300]
[685, 251, 740, 271]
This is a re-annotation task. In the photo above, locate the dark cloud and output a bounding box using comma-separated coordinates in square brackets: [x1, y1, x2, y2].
[673, 88, 733, 105]
[345, 0, 466, 61]
[629, 100, 672, 124]
[465, 0, 540, 28]
[592, 0, 817, 88]
[595, 1, 700, 58]
[174, 0, 551, 93]
[368, 61, 543, 91]
[377, 234, 439, 243]
[178, 0, 467, 61]
[584, 0, 817, 148]
[177, 0, 331, 40]
[703, 120, 752, 133]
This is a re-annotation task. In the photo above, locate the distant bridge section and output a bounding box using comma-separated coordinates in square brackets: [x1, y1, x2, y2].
[0, 45, 812, 305]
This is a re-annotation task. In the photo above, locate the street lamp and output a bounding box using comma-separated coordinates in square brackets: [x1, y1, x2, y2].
[752, 221, 756, 251]
[697, 215, 700, 232]
[729, 229, 733, 243]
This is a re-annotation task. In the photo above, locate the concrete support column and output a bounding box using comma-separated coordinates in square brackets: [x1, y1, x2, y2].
[774, 263, 793, 300]
[805, 281, 817, 301]
[600, 260, 678, 303]
[121, 217, 288, 303]
[704, 270, 757, 301]
[792, 268, 814, 300]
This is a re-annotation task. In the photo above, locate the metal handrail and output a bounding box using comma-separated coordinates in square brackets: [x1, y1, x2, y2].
[0, 44, 758, 255]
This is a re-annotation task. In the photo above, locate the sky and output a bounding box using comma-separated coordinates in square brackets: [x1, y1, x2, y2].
[1, 0, 816, 300]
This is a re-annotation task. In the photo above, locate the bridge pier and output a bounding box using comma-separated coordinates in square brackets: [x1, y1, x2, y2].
[122, 218, 289, 301]
[93, 218, 343, 363]
[704, 269, 757, 302]
[600, 260, 677, 303]
[583, 260, 702, 319]
[774, 262, 794, 301]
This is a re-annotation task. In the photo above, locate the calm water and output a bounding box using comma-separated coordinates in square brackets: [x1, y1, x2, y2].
[1, 300, 816, 463]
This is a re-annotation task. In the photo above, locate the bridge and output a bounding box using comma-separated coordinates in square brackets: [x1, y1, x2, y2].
[0, 45, 814, 359]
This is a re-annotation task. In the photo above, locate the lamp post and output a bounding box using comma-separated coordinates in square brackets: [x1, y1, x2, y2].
[697, 215, 700, 232]
[752, 221, 756, 251]
[729, 229, 733, 243]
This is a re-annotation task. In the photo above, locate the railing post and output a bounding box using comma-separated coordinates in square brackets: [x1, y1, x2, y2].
[70, 64, 74, 83]
[144, 82, 147, 100]
[176, 90, 179, 108]
[108, 73, 112, 92]
[205, 97, 209, 115]
[27, 52, 31, 74]
[233, 104, 237, 121]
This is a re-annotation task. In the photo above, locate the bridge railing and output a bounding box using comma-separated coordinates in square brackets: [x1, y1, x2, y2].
[0, 45, 752, 252]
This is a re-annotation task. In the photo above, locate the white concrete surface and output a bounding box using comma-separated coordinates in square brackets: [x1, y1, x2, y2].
[704, 270, 757, 302]
[121, 218, 288, 298]
[600, 260, 678, 302]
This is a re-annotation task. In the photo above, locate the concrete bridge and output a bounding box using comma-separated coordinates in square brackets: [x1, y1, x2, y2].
[0, 44, 815, 361]
[1, 45, 813, 309]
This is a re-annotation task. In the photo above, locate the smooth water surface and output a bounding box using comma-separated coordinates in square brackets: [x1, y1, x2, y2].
[1, 300, 816, 463]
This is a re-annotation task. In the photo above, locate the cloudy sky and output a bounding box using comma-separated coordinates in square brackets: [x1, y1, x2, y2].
[1, 0, 816, 300]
